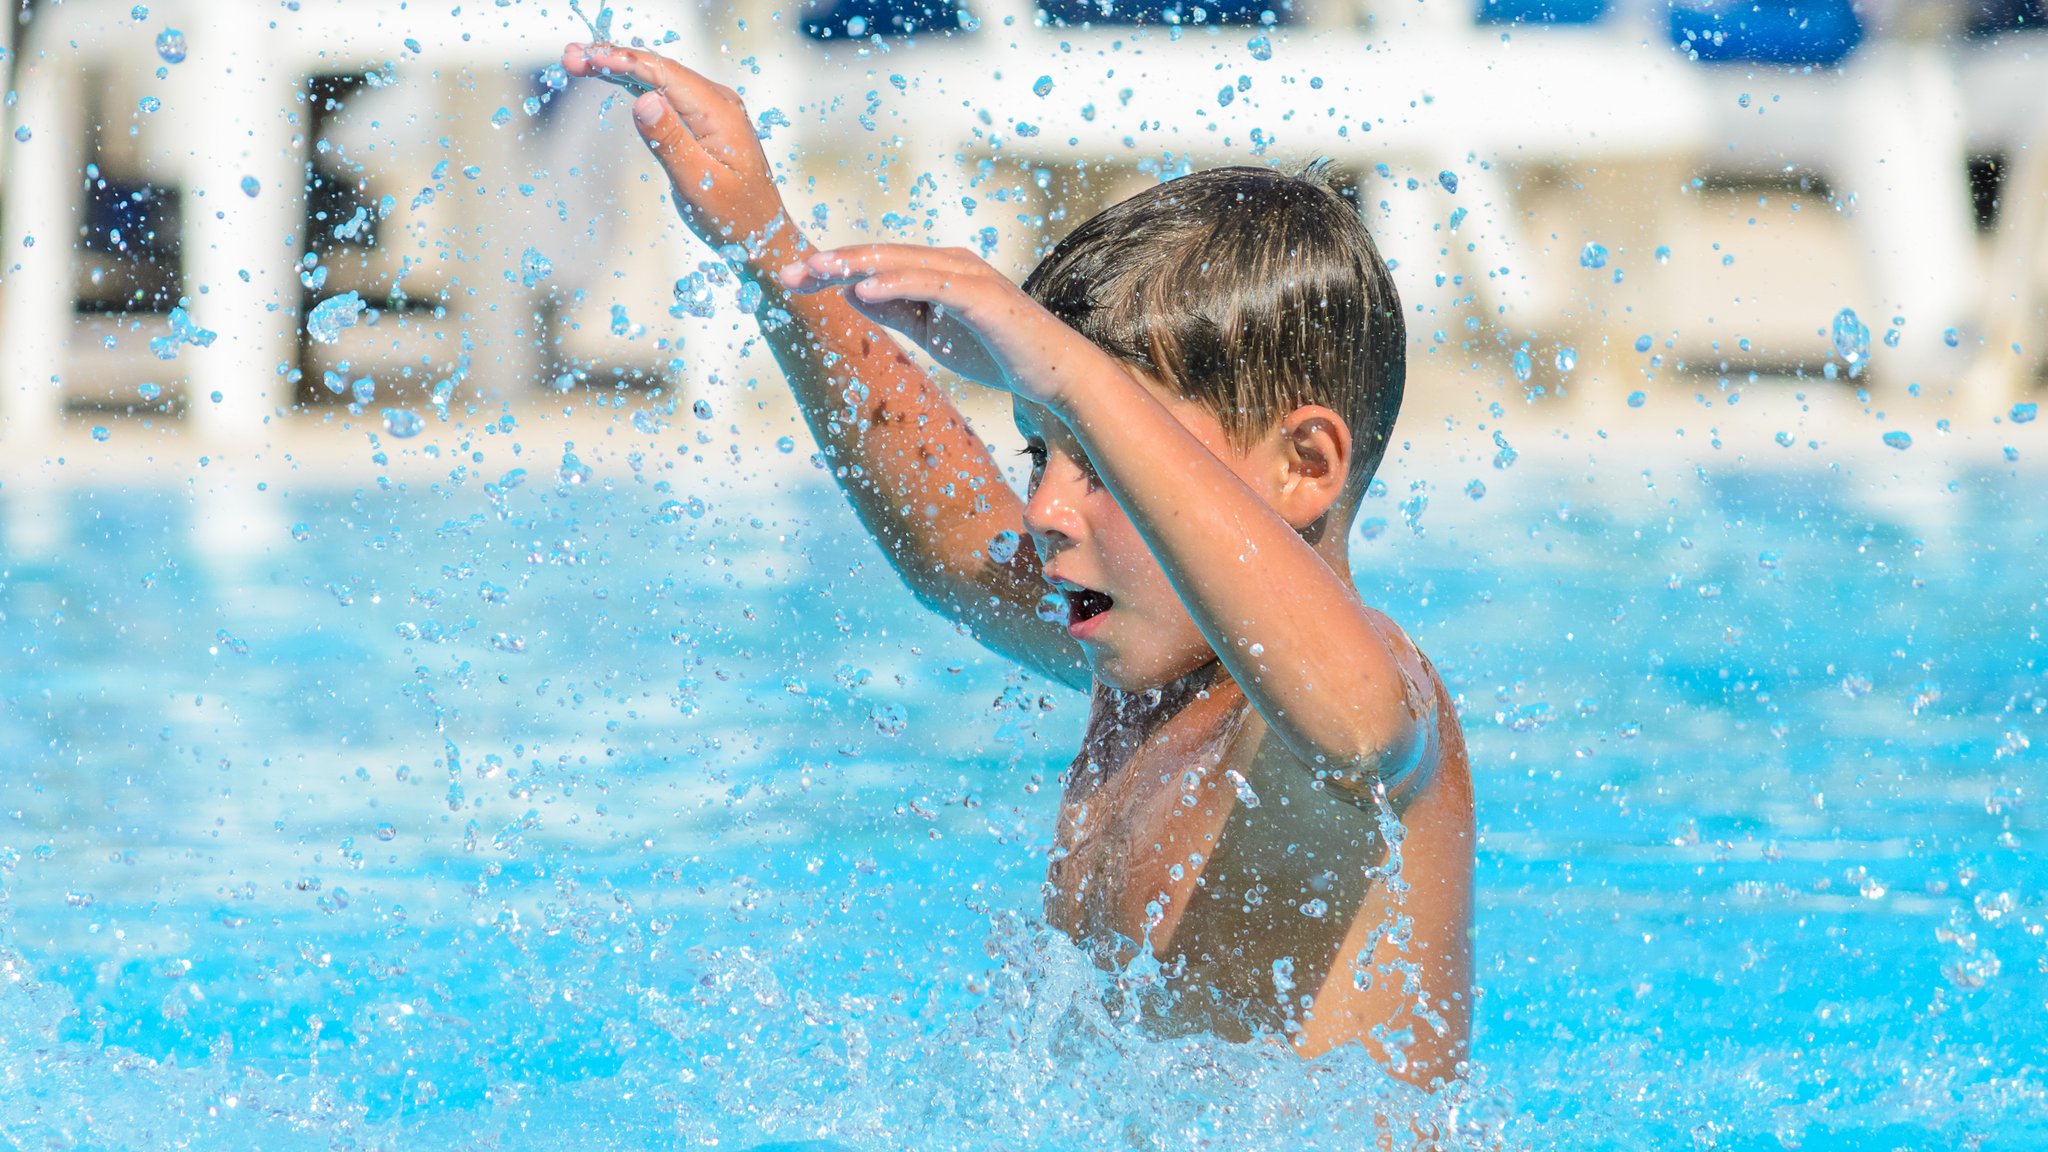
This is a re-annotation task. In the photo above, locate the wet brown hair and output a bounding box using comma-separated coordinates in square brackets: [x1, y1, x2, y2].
[1022, 162, 1407, 501]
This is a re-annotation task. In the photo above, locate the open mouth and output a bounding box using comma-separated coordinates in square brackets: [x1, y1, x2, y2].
[1064, 587, 1114, 625]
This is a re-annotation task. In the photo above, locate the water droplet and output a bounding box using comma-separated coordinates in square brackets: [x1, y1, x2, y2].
[1247, 34, 1272, 60]
[1225, 768, 1261, 808]
[1465, 478, 1486, 500]
[987, 530, 1021, 565]
[1554, 346, 1577, 374]
[543, 63, 568, 92]
[1738, 92, 1751, 108]
[1830, 307, 1870, 368]
[1634, 334, 1653, 353]
[1511, 345, 1533, 384]
[670, 272, 714, 318]
[692, 399, 713, 420]
[90, 426, 110, 442]
[775, 436, 796, 454]
[490, 106, 513, 127]
[290, 522, 311, 542]
[1775, 430, 1794, 447]
[1943, 327, 1961, 348]
[138, 95, 161, 114]
[154, 28, 187, 64]
[1032, 75, 1053, 97]
[305, 291, 365, 344]
[130, 4, 149, 19]
[1655, 245, 1672, 264]
[869, 702, 908, 736]
[1299, 898, 1328, 918]
[240, 176, 261, 197]
[2011, 402, 2038, 424]
[1579, 242, 1608, 270]
[404, 37, 423, 54]
[1758, 550, 1781, 569]
[138, 382, 161, 402]
[382, 408, 424, 438]
[374, 822, 397, 842]
[1437, 169, 1458, 194]
[1216, 86, 1235, 108]
[11, 127, 28, 144]
[1035, 591, 1068, 624]
[1627, 391, 1646, 408]
[519, 247, 553, 288]
[1882, 430, 1912, 450]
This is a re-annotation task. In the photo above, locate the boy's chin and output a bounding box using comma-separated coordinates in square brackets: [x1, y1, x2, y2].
[1084, 646, 1218, 694]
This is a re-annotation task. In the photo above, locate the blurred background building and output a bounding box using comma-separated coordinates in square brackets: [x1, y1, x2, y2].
[2, 0, 2045, 463]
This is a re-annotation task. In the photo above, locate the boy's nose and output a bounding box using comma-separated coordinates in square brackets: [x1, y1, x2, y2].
[1020, 477, 1080, 555]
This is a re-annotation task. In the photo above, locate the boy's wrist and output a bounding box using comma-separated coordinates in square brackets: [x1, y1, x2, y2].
[726, 208, 811, 284]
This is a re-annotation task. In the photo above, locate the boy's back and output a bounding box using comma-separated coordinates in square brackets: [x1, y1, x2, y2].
[566, 42, 1474, 1089]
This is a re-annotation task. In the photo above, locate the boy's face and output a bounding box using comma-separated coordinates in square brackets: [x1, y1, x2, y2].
[1013, 388, 1275, 692]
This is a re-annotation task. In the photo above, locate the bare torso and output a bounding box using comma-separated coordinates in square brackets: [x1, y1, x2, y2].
[1042, 631, 1473, 1084]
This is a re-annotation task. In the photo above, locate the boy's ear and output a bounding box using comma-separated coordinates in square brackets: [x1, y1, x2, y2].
[1274, 405, 1351, 530]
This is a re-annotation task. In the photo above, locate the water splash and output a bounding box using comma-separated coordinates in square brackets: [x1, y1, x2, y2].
[519, 248, 554, 289]
[1831, 308, 1870, 376]
[1579, 242, 1608, 270]
[1882, 430, 1912, 450]
[306, 292, 366, 344]
[149, 304, 217, 360]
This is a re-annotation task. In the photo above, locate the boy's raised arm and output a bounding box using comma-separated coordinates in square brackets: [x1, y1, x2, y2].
[564, 44, 1087, 691]
[786, 245, 1439, 801]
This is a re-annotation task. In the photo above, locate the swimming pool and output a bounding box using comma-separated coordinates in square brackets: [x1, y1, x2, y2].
[0, 437, 2041, 1148]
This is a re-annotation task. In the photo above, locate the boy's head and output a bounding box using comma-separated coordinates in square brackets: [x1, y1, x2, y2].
[1021, 163, 1407, 517]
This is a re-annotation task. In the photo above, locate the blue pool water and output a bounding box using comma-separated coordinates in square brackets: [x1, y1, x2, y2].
[1, 447, 2042, 1148]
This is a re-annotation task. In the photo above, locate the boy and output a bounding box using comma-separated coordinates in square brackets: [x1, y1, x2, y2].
[565, 43, 1473, 1087]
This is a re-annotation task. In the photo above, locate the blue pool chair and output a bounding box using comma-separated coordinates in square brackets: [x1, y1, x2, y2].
[1036, 0, 1293, 26]
[1668, 1, 1863, 66]
[1476, 0, 1609, 24]
[799, 0, 968, 39]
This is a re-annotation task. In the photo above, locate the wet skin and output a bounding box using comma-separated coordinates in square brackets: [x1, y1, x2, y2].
[569, 39, 1475, 1086]
[1046, 641, 1473, 1082]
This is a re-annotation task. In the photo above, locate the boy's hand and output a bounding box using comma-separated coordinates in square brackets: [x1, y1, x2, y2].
[780, 245, 1120, 412]
[562, 43, 795, 264]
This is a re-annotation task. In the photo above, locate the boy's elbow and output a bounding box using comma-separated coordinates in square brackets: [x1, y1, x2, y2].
[1318, 697, 1438, 809]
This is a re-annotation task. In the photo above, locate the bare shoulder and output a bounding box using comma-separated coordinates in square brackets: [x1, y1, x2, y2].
[1329, 604, 1466, 810]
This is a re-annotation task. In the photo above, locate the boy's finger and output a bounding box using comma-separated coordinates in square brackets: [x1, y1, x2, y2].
[632, 93, 718, 194]
[563, 43, 736, 136]
[804, 245, 980, 284]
